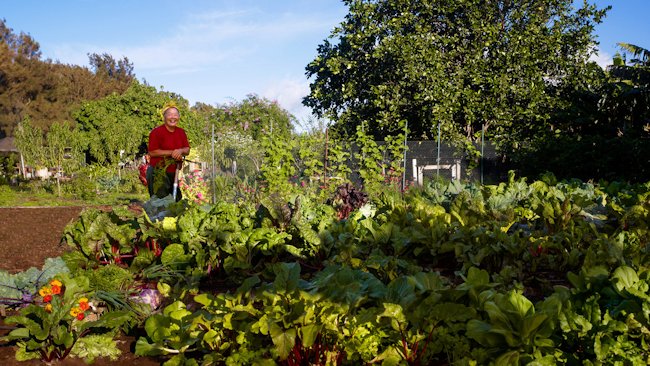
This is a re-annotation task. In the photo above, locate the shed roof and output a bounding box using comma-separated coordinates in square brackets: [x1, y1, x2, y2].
[0, 137, 18, 152]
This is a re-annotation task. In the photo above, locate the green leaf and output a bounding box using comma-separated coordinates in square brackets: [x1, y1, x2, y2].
[162, 216, 178, 231]
[161, 244, 186, 266]
[378, 303, 406, 324]
[273, 262, 301, 293]
[612, 266, 639, 292]
[79, 310, 132, 332]
[14, 342, 40, 361]
[299, 324, 321, 348]
[484, 302, 511, 330]
[507, 290, 534, 318]
[467, 320, 501, 348]
[164, 354, 198, 366]
[521, 313, 549, 340]
[385, 277, 416, 306]
[135, 337, 165, 356]
[144, 314, 172, 343]
[495, 350, 520, 366]
[5, 327, 30, 340]
[52, 325, 74, 349]
[269, 323, 296, 360]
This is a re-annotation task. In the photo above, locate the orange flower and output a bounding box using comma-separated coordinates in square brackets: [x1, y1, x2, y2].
[39, 287, 52, 297]
[44, 303, 52, 313]
[76, 313, 85, 321]
[78, 298, 90, 311]
[50, 285, 61, 295]
[50, 279, 62, 287]
[43, 294, 53, 303]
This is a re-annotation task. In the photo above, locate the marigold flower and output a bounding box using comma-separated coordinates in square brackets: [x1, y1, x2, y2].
[78, 298, 90, 311]
[76, 313, 85, 321]
[39, 287, 52, 297]
[50, 285, 62, 295]
[50, 279, 62, 287]
[70, 307, 81, 317]
[44, 303, 52, 313]
[43, 294, 53, 303]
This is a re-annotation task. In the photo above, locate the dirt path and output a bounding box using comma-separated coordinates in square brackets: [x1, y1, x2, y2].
[0, 206, 84, 273]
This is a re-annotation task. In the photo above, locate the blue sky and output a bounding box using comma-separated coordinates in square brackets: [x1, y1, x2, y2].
[2, 0, 648, 126]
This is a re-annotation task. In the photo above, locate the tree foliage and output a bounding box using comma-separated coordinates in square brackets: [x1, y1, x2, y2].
[212, 94, 296, 141]
[189, 95, 296, 177]
[0, 19, 133, 138]
[87, 52, 135, 82]
[304, 0, 609, 153]
[13, 117, 44, 168]
[73, 81, 192, 166]
[44, 121, 85, 195]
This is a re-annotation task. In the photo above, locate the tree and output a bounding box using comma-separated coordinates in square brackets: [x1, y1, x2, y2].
[214, 94, 296, 141]
[43, 121, 84, 196]
[87, 52, 135, 82]
[73, 81, 195, 167]
[508, 41, 650, 182]
[0, 19, 135, 138]
[304, 0, 609, 153]
[0, 18, 41, 60]
[602, 43, 650, 137]
[13, 117, 44, 169]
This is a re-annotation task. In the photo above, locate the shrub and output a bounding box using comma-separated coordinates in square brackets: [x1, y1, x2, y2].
[62, 172, 97, 200]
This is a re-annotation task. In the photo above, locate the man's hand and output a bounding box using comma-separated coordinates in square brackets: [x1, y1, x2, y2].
[171, 149, 184, 160]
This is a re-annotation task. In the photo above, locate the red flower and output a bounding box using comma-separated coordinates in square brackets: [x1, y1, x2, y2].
[50, 285, 61, 295]
[43, 294, 53, 303]
[76, 313, 85, 321]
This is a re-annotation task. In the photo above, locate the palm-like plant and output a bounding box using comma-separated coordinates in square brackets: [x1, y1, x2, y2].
[609, 42, 650, 85]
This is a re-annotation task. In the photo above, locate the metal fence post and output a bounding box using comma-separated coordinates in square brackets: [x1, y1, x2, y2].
[436, 122, 441, 178]
[211, 124, 216, 204]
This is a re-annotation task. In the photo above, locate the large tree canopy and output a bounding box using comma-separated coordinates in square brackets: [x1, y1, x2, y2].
[0, 19, 133, 138]
[304, 0, 609, 151]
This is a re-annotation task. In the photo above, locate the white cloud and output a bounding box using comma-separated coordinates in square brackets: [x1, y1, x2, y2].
[590, 48, 612, 69]
[262, 76, 314, 123]
[49, 7, 336, 77]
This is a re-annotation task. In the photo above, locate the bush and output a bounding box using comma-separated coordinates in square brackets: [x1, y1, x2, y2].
[118, 169, 147, 194]
[0, 184, 15, 205]
[18, 179, 56, 194]
[62, 172, 97, 200]
[513, 135, 650, 182]
[96, 174, 120, 193]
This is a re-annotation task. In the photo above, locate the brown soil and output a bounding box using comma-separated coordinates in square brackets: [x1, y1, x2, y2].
[0, 206, 160, 365]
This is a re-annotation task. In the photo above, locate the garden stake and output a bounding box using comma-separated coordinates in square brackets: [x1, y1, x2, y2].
[172, 157, 185, 202]
[172, 158, 184, 201]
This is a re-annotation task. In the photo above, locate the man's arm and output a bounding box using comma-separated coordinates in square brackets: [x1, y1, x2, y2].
[149, 147, 190, 161]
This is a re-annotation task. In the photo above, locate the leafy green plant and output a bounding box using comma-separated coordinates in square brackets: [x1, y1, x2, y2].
[556, 265, 650, 363]
[260, 134, 297, 196]
[466, 289, 562, 364]
[61, 206, 152, 266]
[68, 333, 122, 363]
[2, 274, 130, 362]
[0, 257, 69, 310]
[135, 300, 211, 365]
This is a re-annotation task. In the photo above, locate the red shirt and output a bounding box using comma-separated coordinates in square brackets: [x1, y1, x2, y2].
[148, 125, 190, 173]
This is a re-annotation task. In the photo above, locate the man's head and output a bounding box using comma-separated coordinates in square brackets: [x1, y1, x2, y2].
[163, 106, 180, 131]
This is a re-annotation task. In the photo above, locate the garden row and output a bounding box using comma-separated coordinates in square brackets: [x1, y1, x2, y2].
[2, 174, 650, 365]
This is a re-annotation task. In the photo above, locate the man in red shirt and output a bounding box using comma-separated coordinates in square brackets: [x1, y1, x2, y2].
[147, 105, 190, 200]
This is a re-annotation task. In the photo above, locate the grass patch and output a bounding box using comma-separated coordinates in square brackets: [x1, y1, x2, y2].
[0, 186, 147, 207]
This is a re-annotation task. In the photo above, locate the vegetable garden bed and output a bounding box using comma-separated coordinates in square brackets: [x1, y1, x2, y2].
[2, 176, 650, 365]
